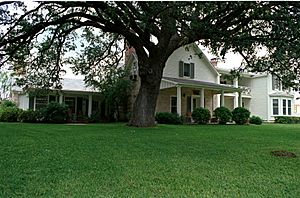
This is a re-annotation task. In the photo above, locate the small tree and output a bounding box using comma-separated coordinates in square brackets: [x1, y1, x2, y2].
[214, 107, 232, 125]
[232, 107, 250, 125]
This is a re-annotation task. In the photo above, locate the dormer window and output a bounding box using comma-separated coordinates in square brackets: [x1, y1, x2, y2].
[179, 61, 194, 79]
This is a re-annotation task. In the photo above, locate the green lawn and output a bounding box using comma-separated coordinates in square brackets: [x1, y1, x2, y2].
[0, 123, 299, 197]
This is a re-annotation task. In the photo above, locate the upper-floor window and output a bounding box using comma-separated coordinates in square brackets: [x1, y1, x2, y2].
[179, 61, 194, 79]
[272, 75, 281, 90]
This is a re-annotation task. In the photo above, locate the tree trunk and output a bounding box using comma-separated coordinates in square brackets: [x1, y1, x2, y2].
[128, 60, 163, 127]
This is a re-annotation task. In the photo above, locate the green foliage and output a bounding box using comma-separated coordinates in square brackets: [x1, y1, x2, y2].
[0, 100, 16, 108]
[18, 109, 39, 123]
[232, 107, 250, 125]
[0, 71, 13, 100]
[214, 107, 232, 125]
[249, 115, 263, 125]
[41, 102, 69, 123]
[0, 106, 22, 122]
[274, 116, 300, 124]
[155, 112, 183, 125]
[192, 107, 211, 124]
[89, 111, 101, 123]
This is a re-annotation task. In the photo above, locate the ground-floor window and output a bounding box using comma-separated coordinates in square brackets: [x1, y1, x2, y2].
[35, 96, 48, 110]
[170, 96, 177, 114]
[282, 99, 292, 116]
[283, 99, 286, 115]
[288, 99, 292, 115]
[272, 99, 279, 115]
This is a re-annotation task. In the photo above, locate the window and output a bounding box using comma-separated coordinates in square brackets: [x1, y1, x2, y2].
[288, 100, 292, 115]
[184, 63, 191, 77]
[272, 99, 279, 115]
[179, 61, 194, 78]
[272, 75, 281, 90]
[283, 99, 286, 115]
[171, 96, 177, 114]
[35, 96, 48, 110]
[29, 96, 34, 110]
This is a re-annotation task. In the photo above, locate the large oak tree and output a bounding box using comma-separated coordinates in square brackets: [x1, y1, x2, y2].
[1, 1, 300, 126]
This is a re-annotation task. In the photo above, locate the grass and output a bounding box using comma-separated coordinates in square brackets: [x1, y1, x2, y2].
[0, 123, 299, 197]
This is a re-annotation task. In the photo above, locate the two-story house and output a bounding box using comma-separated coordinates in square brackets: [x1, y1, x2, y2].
[127, 43, 244, 119]
[127, 43, 297, 122]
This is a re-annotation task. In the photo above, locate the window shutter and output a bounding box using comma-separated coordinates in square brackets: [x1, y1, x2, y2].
[179, 61, 184, 77]
[190, 63, 195, 79]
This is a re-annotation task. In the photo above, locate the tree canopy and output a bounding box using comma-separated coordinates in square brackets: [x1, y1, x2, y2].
[1, 1, 300, 126]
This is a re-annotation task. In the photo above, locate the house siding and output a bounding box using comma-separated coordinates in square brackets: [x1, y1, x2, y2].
[249, 76, 269, 120]
[163, 45, 218, 83]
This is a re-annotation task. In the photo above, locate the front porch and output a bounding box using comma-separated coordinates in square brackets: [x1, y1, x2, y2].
[156, 77, 244, 118]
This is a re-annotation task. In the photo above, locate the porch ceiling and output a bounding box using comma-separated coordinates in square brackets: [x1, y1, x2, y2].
[162, 77, 242, 93]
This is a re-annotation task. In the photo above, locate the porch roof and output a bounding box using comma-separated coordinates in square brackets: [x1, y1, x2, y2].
[162, 77, 243, 93]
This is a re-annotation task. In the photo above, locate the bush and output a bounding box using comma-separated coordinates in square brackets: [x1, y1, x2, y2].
[42, 102, 69, 123]
[214, 106, 232, 124]
[275, 116, 300, 124]
[155, 112, 183, 125]
[192, 107, 211, 124]
[232, 107, 250, 125]
[0, 107, 22, 122]
[88, 111, 101, 123]
[249, 115, 263, 125]
[18, 109, 39, 123]
[0, 100, 16, 108]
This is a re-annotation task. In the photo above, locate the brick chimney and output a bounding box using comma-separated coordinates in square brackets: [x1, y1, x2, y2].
[210, 58, 218, 67]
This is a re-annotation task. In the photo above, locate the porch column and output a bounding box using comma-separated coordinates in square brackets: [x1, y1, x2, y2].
[88, 94, 92, 117]
[176, 86, 181, 116]
[238, 92, 242, 107]
[200, 88, 205, 108]
[59, 94, 63, 104]
[220, 90, 225, 107]
[234, 92, 239, 108]
[233, 78, 239, 108]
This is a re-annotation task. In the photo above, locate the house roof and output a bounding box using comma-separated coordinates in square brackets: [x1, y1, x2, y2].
[190, 43, 220, 75]
[61, 78, 96, 92]
[12, 78, 97, 93]
[162, 77, 242, 92]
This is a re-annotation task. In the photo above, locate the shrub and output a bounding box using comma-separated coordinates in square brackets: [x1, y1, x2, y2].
[232, 107, 250, 125]
[0, 100, 16, 108]
[88, 111, 101, 123]
[155, 112, 183, 125]
[192, 107, 211, 124]
[275, 116, 300, 124]
[42, 102, 69, 123]
[249, 115, 263, 125]
[214, 106, 232, 124]
[0, 107, 22, 122]
[18, 109, 38, 123]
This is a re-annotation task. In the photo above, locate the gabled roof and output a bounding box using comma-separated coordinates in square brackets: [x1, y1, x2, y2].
[190, 43, 220, 75]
